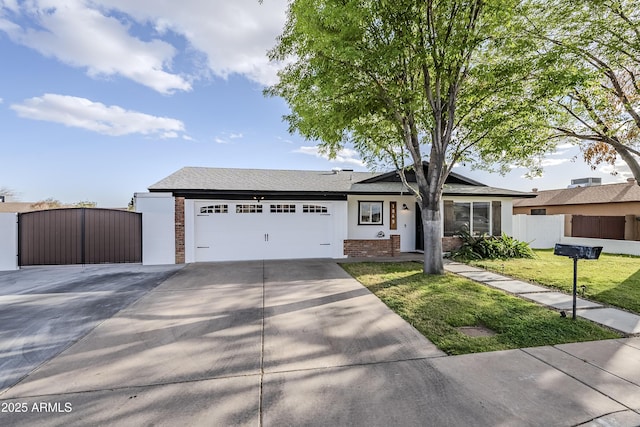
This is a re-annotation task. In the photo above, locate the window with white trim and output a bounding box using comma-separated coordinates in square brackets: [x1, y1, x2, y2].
[303, 204, 328, 213]
[358, 201, 383, 225]
[236, 204, 263, 213]
[270, 204, 296, 213]
[200, 204, 228, 214]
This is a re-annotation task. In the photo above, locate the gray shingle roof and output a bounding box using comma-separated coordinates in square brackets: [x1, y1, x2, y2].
[149, 166, 534, 198]
[149, 167, 378, 192]
[513, 181, 640, 207]
[348, 182, 534, 197]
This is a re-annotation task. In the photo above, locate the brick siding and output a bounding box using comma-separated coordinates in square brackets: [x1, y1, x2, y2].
[442, 236, 463, 252]
[175, 197, 185, 264]
[344, 235, 401, 258]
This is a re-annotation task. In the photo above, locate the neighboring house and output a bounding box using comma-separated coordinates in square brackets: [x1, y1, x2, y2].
[0, 201, 107, 213]
[138, 164, 534, 263]
[513, 178, 640, 241]
[0, 202, 45, 213]
[513, 178, 640, 216]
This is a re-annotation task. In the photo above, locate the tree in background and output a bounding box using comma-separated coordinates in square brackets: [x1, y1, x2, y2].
[530, 0, 640, 182]
[0, 187, 17, 202]
[30, 198, 63, 210]
[74, 201, 97, 208]
[267, 0, 557, 273]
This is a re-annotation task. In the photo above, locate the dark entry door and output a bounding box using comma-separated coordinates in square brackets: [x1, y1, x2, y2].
[415, 202, 424, 251]
[19, 208, 142, 266]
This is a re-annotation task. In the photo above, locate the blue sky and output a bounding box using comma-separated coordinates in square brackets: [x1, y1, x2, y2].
[0, 0, 633, 207]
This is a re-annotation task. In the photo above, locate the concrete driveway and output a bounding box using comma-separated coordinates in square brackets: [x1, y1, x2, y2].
[1, 260, 639, 426]
[0, 264, 182, 393]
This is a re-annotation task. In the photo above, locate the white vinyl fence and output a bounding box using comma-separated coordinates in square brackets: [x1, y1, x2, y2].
[0, 213, 18, 271]
[512, 214, 565, 249]
[512, 213, 640, 256]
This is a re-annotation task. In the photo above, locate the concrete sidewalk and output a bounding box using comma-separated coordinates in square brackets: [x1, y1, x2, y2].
[1, 260, 639, 426]
[444, 261, 640, 335]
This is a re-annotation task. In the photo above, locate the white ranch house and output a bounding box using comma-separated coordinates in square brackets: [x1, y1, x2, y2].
[135, 164, 534, 265]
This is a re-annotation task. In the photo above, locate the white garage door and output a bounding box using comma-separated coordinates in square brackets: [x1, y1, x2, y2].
[194, 201, 334, 262]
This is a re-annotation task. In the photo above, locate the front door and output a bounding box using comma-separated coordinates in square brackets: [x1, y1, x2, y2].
[415, 202, 423, 251]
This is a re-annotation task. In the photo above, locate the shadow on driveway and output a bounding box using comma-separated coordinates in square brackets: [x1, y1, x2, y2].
[0, 264, 182, 392]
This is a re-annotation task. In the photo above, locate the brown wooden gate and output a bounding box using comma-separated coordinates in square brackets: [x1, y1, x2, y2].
[19, 208, 142, 266]
[571, 215, 625, 240]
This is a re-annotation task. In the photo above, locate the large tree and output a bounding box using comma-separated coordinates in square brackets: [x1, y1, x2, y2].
[529, 0, 640, 182]
[267, 0, 555, 274]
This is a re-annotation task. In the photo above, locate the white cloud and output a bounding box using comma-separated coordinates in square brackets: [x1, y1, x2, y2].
[97, 0, 288, 86]
[0, 0, 191, 94]
[555, 142, 575, 150]
[0, 1, 288, 90]
[295, 145, 365, 167]
[214, 131, 243, 144]
[277, 136, 294, 144]
[599, 156, 634, 181]
[541, 158, 571, 167]
[11, 93, 186, 137]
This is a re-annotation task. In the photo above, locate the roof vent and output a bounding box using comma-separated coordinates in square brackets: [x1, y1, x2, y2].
[331, 167, 342, 174]
[531, 188, 538, 193]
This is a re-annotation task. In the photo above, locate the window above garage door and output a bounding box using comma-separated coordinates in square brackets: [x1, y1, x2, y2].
[200, 204, 228, 214]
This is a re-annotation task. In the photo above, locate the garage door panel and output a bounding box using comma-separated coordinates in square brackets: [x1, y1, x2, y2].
[195, 204, 266, 262]
[194, 201, 333, 262]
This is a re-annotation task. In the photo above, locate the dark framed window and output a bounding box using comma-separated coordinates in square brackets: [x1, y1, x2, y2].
[531, 208, 547, 215]
[236, 204, 263, 213]
[473, 202, 490, 235]
[444, 201, 495, 236]
[358, 201, 383, 225]
[303, 204, 328, 213]
[200, 204, 228, 214]
[270, 204, 296, 213]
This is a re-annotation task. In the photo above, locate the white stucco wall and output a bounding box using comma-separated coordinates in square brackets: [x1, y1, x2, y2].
[347, 195, 417, 252]
[0, 213, 18, 271]
[135, 192, 175, 265]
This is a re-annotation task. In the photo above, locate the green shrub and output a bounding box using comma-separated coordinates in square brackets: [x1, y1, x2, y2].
[451, 228, 535, 261]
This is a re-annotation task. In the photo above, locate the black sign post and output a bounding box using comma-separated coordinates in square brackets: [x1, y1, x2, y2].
[553, 244, 603, 320]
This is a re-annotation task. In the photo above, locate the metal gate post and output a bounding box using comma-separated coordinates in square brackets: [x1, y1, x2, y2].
[81, 208, 86, 265]
[572, 257, 578, 320]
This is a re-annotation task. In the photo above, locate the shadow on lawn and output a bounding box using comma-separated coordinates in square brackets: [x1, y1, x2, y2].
[592, 268, 640, 315]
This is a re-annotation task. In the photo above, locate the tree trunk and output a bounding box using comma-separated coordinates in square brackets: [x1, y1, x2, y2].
[615, 145, 640, 186]
[421, 201, 444, 275]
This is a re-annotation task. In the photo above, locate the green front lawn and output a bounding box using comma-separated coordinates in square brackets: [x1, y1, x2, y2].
[470, 249, 640, 315]
[341, 262, 620, 355]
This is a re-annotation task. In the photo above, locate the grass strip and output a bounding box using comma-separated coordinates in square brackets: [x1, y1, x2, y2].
[341, 262, 620, 355]
[470, 249, 640, 315]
